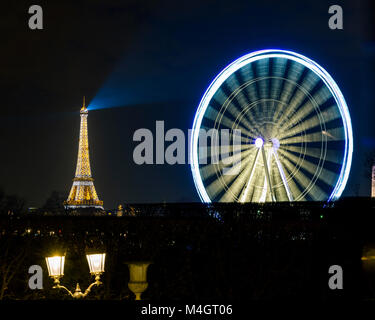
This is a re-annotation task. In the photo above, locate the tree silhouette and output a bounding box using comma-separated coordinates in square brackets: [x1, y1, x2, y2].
[0, 187, 25, 216]
[42, 191, 66, 215]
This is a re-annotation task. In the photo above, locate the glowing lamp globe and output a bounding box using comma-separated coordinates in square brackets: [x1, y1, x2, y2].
[45, 256, 65, 278]
[86, 253, 106, 275]
[255, 138, 264, 148]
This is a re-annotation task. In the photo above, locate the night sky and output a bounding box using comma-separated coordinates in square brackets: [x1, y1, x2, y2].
[0, 0, 374, 209]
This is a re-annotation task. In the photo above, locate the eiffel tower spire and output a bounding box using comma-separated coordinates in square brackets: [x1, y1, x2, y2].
[64, 98, 104, 209]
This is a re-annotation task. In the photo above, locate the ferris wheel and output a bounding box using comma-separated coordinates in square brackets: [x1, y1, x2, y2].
[190, 49, 353, 203]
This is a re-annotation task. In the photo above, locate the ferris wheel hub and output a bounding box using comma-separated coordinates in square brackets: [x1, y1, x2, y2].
[271, 138, 280, 150]
[254, 138, 264, 148]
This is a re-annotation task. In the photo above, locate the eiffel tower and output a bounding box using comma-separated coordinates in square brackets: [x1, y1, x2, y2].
[64, 98, 104, 209]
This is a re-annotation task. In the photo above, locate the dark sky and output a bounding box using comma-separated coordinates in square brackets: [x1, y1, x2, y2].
[0, 0, 374, 209]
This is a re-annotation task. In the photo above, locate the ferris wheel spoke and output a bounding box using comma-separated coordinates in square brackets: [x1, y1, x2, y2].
[241, 85, 277, 137]
[223, 97, 254, 132]
[250, 85, 262, 125]
[240, 148, 261, 202]
[214, 151, 256, 201]
[274, 82, 297, 124]
[245, 106, 265, 137]
[256, 59, 271, 113]
[198, 147, 253, 179]
[277, 73, 322, 130]
[204, 106, 245, 132]
[260, 146, 276, 202]
[278, 148, 317, 175]
[219, 163, 253, 201]
[271, 75, 289, 124]
[278, 107, 332, 140]
[271, 158, 296, 201]
[226, 79, 257, 124]
[277, 88, 306, 129]
[200, 138, 253, 158]
[280, 132, 325, 144]
[277, 61, 304, 102]
[277, 148, 338, 189]
[322, 128, 345, 141]
[234, 127, 259, 142]
[272, 90, 286, 123]
[278, 121, 319, 142]
[254, 69, 273, 125]
[242, 105, 265, 137]
[281, 145, 342, 165]
[242, 79, 259, 104]
[279, 101, 314, 133]
[205, 177, 226, 200]
[202, 113, 255, 139]
[245, 104, 272, 138]
[238, 135, 257, 144]
[280, 148, 341, 186]
[272, 148, 293, 201]
[234, 116, 260, 140]
[250, 62, 261, 95]
[280, 156, 318, 200]
[270, 100, 286, 129]
[279, 86, 332, 133]
[270, 58, 287, 100]
[275, 154, 307, 200]
[239, 63, 255, 82]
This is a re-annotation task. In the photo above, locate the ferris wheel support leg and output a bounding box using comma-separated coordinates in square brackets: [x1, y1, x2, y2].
[261, 146, 276, 202]
[272, 149, 294, 202]
[240, 148, 261, 203]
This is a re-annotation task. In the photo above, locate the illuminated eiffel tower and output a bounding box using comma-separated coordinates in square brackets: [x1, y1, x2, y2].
[64, 98, 104, 209]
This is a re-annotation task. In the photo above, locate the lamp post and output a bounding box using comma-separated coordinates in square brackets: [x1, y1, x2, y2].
[126, 262, 151, 300]
[45, 253, 106, 299]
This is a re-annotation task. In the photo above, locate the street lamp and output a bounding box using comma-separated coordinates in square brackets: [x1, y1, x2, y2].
[87, 253, 106, 275]
[45, 255, 65, 279]
[45, 253, 106, 299]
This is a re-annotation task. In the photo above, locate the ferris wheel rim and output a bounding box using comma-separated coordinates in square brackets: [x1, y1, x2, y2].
[190, 49, 353, 203]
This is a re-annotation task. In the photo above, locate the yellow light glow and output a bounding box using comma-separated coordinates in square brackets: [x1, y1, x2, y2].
[45, 256, 65, 277]
[86, 253, 106, 274]
[362, 256, 375, 261]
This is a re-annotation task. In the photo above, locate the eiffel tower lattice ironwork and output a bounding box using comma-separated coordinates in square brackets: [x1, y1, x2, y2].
[64, 98, 104, 209]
